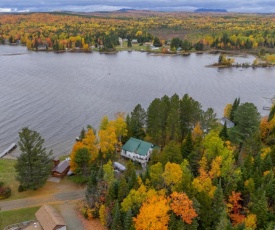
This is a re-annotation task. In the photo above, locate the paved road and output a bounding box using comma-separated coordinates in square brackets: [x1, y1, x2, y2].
[0, 189, 85, 211]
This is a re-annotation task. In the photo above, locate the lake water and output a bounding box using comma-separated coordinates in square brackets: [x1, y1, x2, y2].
[0, 45, 274, 157]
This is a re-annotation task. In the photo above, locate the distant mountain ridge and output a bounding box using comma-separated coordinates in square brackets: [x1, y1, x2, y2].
[194, 8, 228, 13]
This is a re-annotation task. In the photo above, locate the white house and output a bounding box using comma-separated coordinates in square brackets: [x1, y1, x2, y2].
[121, 137, 158, 168]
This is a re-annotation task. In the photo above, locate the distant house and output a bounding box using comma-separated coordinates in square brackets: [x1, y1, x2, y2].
[144, 42, 153, 46]
[52, 160, 70, 178]
[37, 44, 48, 50]
[35, 205, 66, 230]
[220, 117, 235, 128]
[121, 137, 158, 168]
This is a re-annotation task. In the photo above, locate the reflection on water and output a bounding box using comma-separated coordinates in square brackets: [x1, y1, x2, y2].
[0, 45, 274, 156]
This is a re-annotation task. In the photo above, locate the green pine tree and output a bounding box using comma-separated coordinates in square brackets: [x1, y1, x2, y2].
[215, 208, 232, 230]
[251, 189, 268, 228]
[230, 97, 240, 122]
[212, 182, 226, 229]
[111, 201, 123, 230]
[15, 127, 53, 190]
[124, 209, 134, 230]
[219, 122, 229, 141]
[182, 133, 193, 159]
[124, 161, 137, 190]
[117, 176, 129, 202]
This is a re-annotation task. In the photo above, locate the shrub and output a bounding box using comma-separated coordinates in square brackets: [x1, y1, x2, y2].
[18, 184, 26, 192]
[0, 186, 11, 199]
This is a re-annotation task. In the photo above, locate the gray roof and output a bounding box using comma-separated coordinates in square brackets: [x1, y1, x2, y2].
[52, 160, 70, 174]
[220, 117, 235, 128]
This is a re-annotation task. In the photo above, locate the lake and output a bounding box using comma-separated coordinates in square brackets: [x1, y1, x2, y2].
[0, 45, 274, 157]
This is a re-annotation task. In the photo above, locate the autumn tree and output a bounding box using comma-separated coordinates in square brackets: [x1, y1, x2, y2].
[162, 162, 183, 192]
[133, 195, 170, 230]
[170, 192, 198, 224]
[227, 191, 245, 226]
[82, 127, 98, 161]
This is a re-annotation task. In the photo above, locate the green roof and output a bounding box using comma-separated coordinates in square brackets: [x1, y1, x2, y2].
[122, 137, 155, 156]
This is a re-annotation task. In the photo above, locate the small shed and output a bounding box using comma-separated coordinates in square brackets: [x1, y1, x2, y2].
[35, 205, 66, 230]
[51, 160, 70, 178]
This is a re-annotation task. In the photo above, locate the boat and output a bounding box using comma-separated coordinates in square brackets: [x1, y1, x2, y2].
[0, 143, 17, 158]
[263, 106, 270, 111]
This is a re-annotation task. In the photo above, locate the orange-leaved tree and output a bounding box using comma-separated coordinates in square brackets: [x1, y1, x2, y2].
[227, 191, 245, 226]
[170, 192, 198, 224]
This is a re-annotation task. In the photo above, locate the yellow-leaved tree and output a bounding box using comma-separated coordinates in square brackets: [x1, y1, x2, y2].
[69, 141, 84, 172]
[133, 195, 170, 230]
[98, 122, 117, 157]
[162, 162, 182, 191]
[82, 128, 98, 161]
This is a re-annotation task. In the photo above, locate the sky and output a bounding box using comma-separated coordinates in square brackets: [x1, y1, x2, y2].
[0, 0, 274, 13]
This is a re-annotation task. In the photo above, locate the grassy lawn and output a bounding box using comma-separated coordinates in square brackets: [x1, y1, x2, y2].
[0, 159, 18, 197]
[0, 159, 83, 201]
[0, 206, 39, 229]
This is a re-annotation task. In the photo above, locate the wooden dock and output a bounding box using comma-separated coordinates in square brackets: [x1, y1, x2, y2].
[0, 143, 17, 158]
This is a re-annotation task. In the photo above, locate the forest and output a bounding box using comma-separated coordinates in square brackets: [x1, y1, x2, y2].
[1, 12, 275, 53]
[69, 94, 275, 230]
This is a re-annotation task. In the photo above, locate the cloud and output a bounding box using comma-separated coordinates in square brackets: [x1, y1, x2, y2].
[0, 0, 274, 13]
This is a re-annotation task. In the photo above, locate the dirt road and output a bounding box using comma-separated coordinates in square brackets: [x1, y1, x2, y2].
[0, 189, 85, 211]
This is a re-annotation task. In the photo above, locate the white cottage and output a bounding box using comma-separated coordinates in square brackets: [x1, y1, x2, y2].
[121, 137, 158, 168]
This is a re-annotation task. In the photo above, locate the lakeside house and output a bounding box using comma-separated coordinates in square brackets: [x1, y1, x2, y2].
[121, 137, 158, 168]
[37, 44, 48, 50]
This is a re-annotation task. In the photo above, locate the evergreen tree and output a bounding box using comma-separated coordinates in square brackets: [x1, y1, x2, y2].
[117, 176, 129, 202]
[232, 102, 260, 150]
[180, 94, 202, 139]
[147, 98, 162, 144]
[212, 182, 226, 229]
[106, 181, 118, 205]
[79, 127, 86, 141]
[124, 209, 134, 230]
[124, 161, 137, 190]
[86, 169, 98, 199]
[161, 140, 183, 165]
[251, 189, 268, 229]
[219, 122, 229, 141]
[15, 127, 53, 190]
[166, 94, 181, 142]
[111, 201, 123, 230]
[182, 133, 193, 159]
[229, 97, 240, 122]
[74, 147, 92, 177]
[215, 208, 232, 230]
[127, 104, 147, 140]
